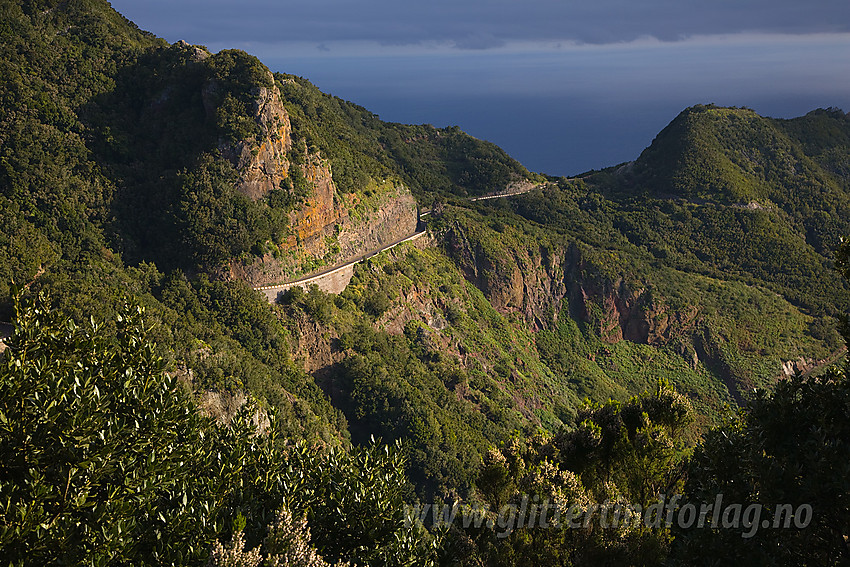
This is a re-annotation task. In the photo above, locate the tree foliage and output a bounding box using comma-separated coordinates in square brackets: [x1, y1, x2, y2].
[0, 293, 215, 563]
[453, 383, 693, 566]
[0, 293, 435, 565]
[673, 370, 850, 564]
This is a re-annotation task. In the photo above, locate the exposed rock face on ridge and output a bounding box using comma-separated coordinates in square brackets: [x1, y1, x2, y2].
[206, 66, 418, 288]
[441, 216, 698, 345]
[569, 266, 699, 345]
[335, 188, 418, 260]
[283, 156, 418, 268]
[231, 153, 418, 287]
[286, 155, 347, 249]
[780, 352, 845, 377]
[206, 68, 293, 200]
[235, 82, 292, 200]
[175, 39, 210, 63]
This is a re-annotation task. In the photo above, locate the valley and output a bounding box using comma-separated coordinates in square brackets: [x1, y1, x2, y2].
[1, 2, 849, 565]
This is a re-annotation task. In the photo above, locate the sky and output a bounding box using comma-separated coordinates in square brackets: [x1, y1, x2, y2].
[110, 0, 850, 176]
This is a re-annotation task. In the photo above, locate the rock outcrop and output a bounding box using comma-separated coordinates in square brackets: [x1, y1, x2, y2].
[780, 353, 844, 377]
[569, 263, 699, 346]
[208, 65, 418, 288]
[0, 323, 10, 355]
[233, 163, 418, 287]
[212, 70, 293, 200]
[441, 217, 698, 345]
[283, 155, 351, 253]
[198, 390, 271, 433]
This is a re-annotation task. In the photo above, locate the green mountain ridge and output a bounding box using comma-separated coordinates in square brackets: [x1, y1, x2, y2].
[2, 0, 848, 486]
[2, 1, 850, 564]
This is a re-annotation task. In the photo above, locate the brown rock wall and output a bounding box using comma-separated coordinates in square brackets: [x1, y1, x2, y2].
[224, 80, 293, 200]
[442, 219, 699, 345]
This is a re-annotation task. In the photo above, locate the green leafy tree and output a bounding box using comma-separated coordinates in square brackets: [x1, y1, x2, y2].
[0, 292, 436, 565]
[673, 371, 850, 564]
[175, 154, 269, 267]
[0, 292, 217, 564]
[455, 384, 693, 566]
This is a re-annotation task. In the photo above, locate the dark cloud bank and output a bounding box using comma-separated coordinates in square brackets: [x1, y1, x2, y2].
[116, 0, 849, 47]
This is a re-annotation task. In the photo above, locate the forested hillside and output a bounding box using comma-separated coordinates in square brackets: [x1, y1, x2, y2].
[2, 1, 849, 564]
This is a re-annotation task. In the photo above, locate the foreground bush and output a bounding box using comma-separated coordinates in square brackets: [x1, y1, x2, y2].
[0, 293, 434, 566]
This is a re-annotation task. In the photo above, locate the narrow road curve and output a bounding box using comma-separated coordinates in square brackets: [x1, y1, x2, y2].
[254, 229, 427, 294]
[468, 186, 537, 202]
[467, 180, 562, 202]
[253, 181, 546, 296]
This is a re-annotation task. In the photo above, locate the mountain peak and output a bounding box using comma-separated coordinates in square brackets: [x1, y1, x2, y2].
[632, 104, 830, 205]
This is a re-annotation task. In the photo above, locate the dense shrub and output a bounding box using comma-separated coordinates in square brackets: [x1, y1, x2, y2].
[0, 294, 435, 565]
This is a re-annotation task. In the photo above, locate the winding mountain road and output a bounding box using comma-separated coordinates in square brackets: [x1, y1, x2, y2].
[253, 183, 543, 300]
[468, 185, 539, 202]
[254, 229, 428, 299]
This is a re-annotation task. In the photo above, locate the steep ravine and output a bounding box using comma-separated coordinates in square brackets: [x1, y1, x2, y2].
[440, 214, 694, 342]
[435, 209, 809, 404]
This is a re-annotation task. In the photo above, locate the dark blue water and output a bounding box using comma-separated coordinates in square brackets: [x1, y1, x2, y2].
[341, 94, 681, 176]
[104, 0, 850, 177]
[346, 94, 844, 177]
[258, 39, 850, 177]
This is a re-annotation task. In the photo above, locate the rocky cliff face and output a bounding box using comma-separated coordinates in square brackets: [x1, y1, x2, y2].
[441, 217, 563, 329]
[569, 263, 699, 346]
[232, 163, 418, 287]
[280, 155, 418, 261]
[210, 70, 293, 200]
[208, 69, 418, 287]
[441, 216, 698, 346]
[285, 155, 350, 253]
